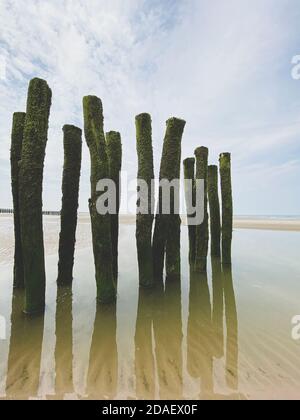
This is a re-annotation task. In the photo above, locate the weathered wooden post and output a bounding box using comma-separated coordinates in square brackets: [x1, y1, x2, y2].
[219, 153, 233, 264]
[57, 125, 82, 285]
[208, 165, 221, 258]
[10, 112, 26, 289]
[19, 78, 52, 314]
[153, 118, 186, 282]
[106, 131, 122, 281]
[83, 96, 115, 303]
[194, 147, 209, 272]
[135, 113, 155, 288]
[183, 157, 196, 265]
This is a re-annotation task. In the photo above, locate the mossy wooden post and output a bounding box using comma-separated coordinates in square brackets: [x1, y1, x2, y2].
[153, 118, 186, 282]
[208, 165, 221, 258]
[19, 78, 52, 315]
[10, 112, 26, 289]
[135, 113, 154, 288]
[57, 125, 82, 285]
[219, 153, 233, 264]
[83, 96, 115, 303]
[106, 131, 122, 281]
[194, 147, 209, 272]
[183, 158, 196, 265]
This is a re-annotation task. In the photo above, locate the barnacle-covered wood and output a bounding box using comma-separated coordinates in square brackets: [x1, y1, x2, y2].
[135, 113, 154, 288]
[57, 125, 82, 285]
[194, 147, 209, 272]
[153, 117, 186, 282]
[83, 95, 115, 303]
[183, 157, 196, 265]
[219, 153, 233, 264]
[208, 165, 221, 258]
[19, 78, 52, 314]
[10, 112, 26, 289]
[106, 131, 122, 281]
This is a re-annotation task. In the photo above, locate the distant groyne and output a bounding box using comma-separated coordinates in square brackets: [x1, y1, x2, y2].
[0, 209, 60, 216]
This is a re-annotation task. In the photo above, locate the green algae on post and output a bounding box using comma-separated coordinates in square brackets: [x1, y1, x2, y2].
[19, 78, 52, 315]
[208, 165, 221, 258]
[183, 157, 196, 265]
[219, 153, 233, 264]
[10, 112, 26, 289]
[57, 125, 82, 285]
[153, 117, 186, 282]
[135, 113, 155, 288]
[83, 95, 115, 303]
[194, 147, 209, 272]
[106, 131, 122, 281]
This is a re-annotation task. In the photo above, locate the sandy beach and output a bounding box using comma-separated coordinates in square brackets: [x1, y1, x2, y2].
[118, 214, 300, 231]
[233, 218, 300, 231]
[1, 214, 300, 400]
[1, 214, 299, 265]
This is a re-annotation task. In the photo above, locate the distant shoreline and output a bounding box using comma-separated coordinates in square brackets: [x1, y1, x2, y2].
[1, 213, 300, 232]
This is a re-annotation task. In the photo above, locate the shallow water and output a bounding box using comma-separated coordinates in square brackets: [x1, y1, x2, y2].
[1, 216, 300, 400]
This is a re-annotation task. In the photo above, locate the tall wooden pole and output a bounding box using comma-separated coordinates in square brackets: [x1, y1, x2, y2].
[219, 153, 233, 264]
[208, 165, 221, 258]
[194, 147, 209, 272]
[152, 117, 186, 282]
[106, 131, 122, 281]
[135, 113, 154, 287]
[83, 96, 115, 303]
[183, 157, 196, 265]
[10, 112, 26, 289]
[19, 78, 52, 314]
[57, 125, 82, 285]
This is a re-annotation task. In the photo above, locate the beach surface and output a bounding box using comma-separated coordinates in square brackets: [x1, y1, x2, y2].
[1, 214, 300, 400]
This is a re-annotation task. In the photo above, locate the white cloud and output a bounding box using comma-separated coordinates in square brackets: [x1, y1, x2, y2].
[0, 0, 299, 213]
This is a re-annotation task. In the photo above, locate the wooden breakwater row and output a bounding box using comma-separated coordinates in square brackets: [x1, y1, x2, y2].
[9, 77, 233, 315]
[0, 209, 60, 215]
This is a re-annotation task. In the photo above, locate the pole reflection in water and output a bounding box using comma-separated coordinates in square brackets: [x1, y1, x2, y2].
[187, 257, 240, 399]
[135, 288, 155, 399]
[54, 286, 74, 398]
[2, 247, 239, 399]
[223, 265, 238, 391]
[134, 276, 183, 400]
[187, 270, 213, 398]
[6, 289, 45, 399]
[211, 257, 224, 360]
[86, 303, 118, 399]
[160, 276, 183, 399]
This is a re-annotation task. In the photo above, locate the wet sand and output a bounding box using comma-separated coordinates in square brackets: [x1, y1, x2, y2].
[1, 215, 300, 400]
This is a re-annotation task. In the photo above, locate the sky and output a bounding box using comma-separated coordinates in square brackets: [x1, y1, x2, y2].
[0, 0, 300, 215]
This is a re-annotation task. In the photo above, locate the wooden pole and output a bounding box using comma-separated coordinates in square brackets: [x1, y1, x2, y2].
[83, 95, 115, 303]
[194, 147, 209, 272]
[106, 131, 122, 281]
[152, 117, 186, 282]
[208, 165, 221, 257]
[57, 125, 82, 285]
[183, 157, 196, 264]
[10, 112, 26, 289]
[19, 78, 52, 314]
[135, 113, 155, 287]
[219, 153, 233, 264]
